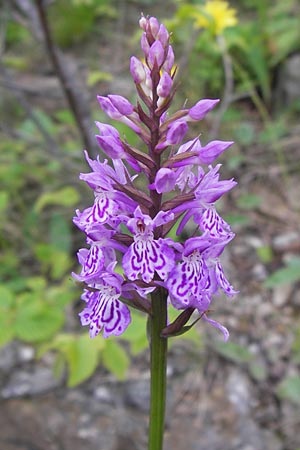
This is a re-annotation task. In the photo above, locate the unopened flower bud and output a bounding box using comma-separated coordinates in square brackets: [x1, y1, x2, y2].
[96, 134, 125, 159]
[188, 99, 220, 121]
[198, 140, 234, 164]
[163, 46, 175, 73]
[130, 56, 146, 84]
[166, 120, 188, 145]
[149, 17, 160, 37]
[148, 40, 165, 68]
[157, 72, 173, 98]
[97, 95, 122, 119]
[151, 168, 176, 193]
[141, 32, 150, 57]
[139, 15, 147, 31]
[108, 95, 134, 116]
[157, 24, 169, 47]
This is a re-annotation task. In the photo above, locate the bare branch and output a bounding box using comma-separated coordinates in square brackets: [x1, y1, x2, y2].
[32, 0, 96, 155]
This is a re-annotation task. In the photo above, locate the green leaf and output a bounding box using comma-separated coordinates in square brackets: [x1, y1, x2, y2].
[54, 109, 75, 125]
[0, 285, 16, 346]
[234, 122, 256, 146]
[14, 302, 64, 343]
[102, 340, 129, 379]
[0, 191, 9, 212]
[249, 361, 268, 381]
[87, 71, 113, 86]
[0, 320, 15, 347]
[0, 285, 14, 307]
[264, 258, 300, 288]
[225, 214, 251, 226]
[53, 352, 66, 380]
[236, 193, 262, 210]
[121, 311, 148, 355]
[50, 212, 72, 253]
[256, 245, 273, 264]
[277, 375, 300, 405]
[34, 244, 72, 279]
[34, 187, 80, 212]
[65, 334, 103, 387]
[214, 341, 254, 364]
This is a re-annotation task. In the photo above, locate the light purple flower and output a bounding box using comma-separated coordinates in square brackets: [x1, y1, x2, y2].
[122, 207, 175, 283]
[79, 271, 131, 338]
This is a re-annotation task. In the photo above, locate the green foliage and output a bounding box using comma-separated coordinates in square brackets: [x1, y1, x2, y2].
[264, 257, 300, 288]
[102, 339, 130, 380]
[214, 341, 254, 364]
[48, 0, 117, 47]
[38, 332, 131, 386]
[276, 375, 300, 405]
[87, 71, 113, 86]
[236, 193, 262, 210]
[256, 245, 273, 264]
[0, 278, 76, 346]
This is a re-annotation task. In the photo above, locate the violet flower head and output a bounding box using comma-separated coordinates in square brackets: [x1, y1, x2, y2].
[73, 15, 238, 341]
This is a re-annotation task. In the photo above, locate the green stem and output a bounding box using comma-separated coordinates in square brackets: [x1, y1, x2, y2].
[148, 287, 168, 450]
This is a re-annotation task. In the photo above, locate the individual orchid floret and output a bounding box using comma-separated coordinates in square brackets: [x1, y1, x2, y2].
[108, 94, 134, 116]
[195, 164, 237, 203]
[166, 235, 237, 340]
[72, 227, 116, 279]
[170, 139, 234, 167]
[79, 270, 131, 338]
[174, 165, 236, 235]
[156, 120, 188, 150]
[97, 95, 141, 134]
[188, 98, 220, 121]
[95, 122, 126, 159]
[122, 207, 175, 283]
[166, 244, 209, 309]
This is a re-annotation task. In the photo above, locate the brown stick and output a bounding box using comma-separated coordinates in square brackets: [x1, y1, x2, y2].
[33, 0, 96, 154]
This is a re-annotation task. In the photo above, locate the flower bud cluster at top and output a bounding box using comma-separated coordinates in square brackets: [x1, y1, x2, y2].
[72, 15, 238, 341]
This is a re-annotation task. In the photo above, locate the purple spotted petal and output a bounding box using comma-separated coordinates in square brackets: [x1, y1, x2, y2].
[167, 252, 208, 309]
[87, 194, 118, 225]
[73, 244, 105, 283]
[123, 239, 175, 283]
[79, 289, 131, 338]
[215, 262, 239, 297]
[197, 208, 231, 238]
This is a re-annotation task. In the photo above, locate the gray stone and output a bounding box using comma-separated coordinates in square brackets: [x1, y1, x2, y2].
[272, 231, 300, 251]
[1, 367, 61, 398]
[226, 370, 253, 415]
[276, 53, 300, 107]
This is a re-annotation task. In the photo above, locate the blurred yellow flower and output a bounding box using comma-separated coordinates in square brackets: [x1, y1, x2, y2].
[194, 1, 237, 35]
